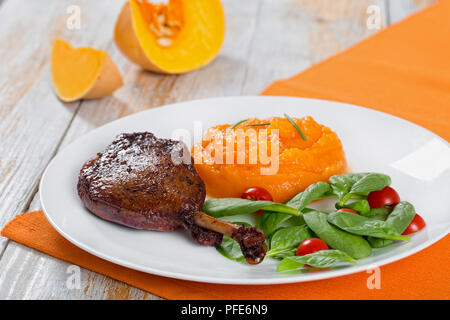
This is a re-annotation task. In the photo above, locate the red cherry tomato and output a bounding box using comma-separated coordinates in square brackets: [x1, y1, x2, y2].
[241, 187, 273, 201]
[296, 238, 329, 257]
[402, 214, 426, 235]
[337, 208, 359, 215]
[367, 186, 400, 208]
[241, 187, 273, 214]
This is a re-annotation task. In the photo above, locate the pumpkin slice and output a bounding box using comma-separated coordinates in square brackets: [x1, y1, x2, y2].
[51, 39, 123, 102]
[114, 0, 225, 74]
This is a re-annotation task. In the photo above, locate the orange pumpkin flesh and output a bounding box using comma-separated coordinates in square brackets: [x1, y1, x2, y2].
[114, 0, 225, 74]
[51, 39, 123, 102]
[192, 117, 348, 203]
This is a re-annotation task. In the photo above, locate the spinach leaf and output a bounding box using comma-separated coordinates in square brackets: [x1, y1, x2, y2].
[349, 173, 391, 196]
[327, 211, 410, 241]
[329, 173, 391, 205]
[216, 236, 245, 262]
[335, 199, 371, 215]
[367, 238, 394, 248]
[259, 212, 293, 237]
[367, 201, 416, 248]
[202, 198, 300, 218]
[268, 249, 297, 260]
[362, 206, 392, 220]
[215, 222, 251, 261]
[303, 210, 372, 259]
[277, 250, 356, 272]
[286, 182, 332, 211]
[260, 182, 331, 237]
[267, 225, 312, 257]
[329, 173, 368, 201]
[382, 201, 416, 233]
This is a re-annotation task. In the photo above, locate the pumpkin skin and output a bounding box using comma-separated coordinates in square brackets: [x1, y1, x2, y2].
[114, 0, 225, 74]
[51, 39, 123, 102]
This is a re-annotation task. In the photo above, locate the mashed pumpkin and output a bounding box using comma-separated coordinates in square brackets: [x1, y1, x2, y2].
[191, 116, 347, 203]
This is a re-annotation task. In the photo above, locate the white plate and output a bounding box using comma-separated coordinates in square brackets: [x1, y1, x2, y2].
[40, 96, 450, 284]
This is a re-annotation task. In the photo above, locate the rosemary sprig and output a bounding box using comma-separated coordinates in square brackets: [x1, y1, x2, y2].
[245, 123, 271, 127]
[228, 118, 248, 131]
[284, 113, 307, 141]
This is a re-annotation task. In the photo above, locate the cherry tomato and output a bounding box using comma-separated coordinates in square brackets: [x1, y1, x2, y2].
[241, 187, 273, 214]
[402, 213, 426, 235]
[337, 208, 359, 215]
[296, 238, 329, 257]
[367, 186, 400, 208]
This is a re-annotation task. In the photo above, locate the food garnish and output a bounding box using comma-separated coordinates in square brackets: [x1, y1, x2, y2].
[244, 123, 271, 127]
[228, 118, 248, 131]
[284, 113, 307, 141]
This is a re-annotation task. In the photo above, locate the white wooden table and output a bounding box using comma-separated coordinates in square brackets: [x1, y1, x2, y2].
[0, 0, 436, 300]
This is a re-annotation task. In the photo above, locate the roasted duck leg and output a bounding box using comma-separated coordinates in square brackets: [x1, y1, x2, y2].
[77, 132, 266, 264]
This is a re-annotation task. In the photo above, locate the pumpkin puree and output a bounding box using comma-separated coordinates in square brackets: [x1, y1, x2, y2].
[192, 116, 347, 203]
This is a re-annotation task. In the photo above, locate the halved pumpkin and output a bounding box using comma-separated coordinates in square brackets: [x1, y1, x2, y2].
[51, 39, 123, 102]
[114, 0, 225, 74]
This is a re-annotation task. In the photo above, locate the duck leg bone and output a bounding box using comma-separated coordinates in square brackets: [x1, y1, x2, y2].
[194, 211, 267, 264]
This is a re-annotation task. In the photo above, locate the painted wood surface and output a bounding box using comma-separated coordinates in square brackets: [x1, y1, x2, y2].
[0, 0, 435, 299]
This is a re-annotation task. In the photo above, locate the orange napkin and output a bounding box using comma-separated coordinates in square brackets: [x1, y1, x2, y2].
[2, 0, 450, 300]
[263, 0, 450, 141]
[2, 211, 449, 299]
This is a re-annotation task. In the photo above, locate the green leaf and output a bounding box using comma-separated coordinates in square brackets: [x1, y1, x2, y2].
[367, 202, 416, 248]
[329, 173, 391, 204]
[202, 198, 301, 218]
[349, 173, 391, 196]
[267, 225, 312, 255]
[329, 173, 368, 201]
[258, 183, 330, 237]
[361, 206, 392, 220]
[267, 248, 297, 260]
[277, 250, 356, 272]
[335, 199, 371, 215]
[286, 182, 332, 211]
[215, 222, 251, 261]
[367, 238, 394, 248]
[383, 201, 416, 233]
[303, 210, 372, 259]
[216, 236, 245, 261]
[327, 211, 410, 241]
[259, 212, 293, 237]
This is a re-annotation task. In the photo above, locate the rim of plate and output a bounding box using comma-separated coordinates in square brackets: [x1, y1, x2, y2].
[39, 96, 450, 285]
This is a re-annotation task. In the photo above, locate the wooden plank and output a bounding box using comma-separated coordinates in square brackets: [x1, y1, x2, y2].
[242, 0, 388, 94]
[0, 0, 262, 300]
[0, 0, 86, 255]
[388, 0, 437, 24]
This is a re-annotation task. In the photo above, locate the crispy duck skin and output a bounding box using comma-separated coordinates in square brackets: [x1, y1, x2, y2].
[77, 132, 267, 263]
